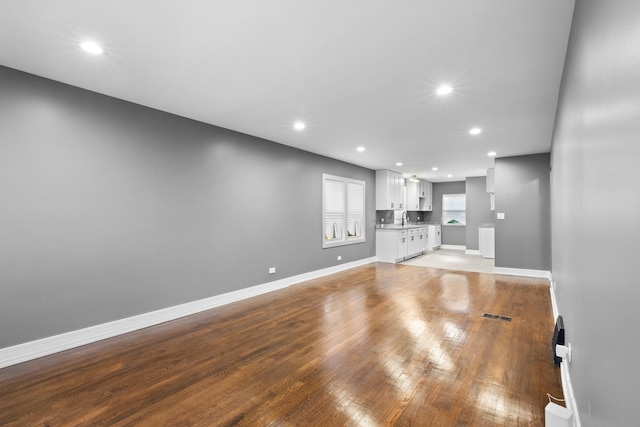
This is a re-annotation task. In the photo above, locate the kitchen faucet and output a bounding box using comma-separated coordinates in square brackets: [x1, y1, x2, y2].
[402, 211, 408, 226]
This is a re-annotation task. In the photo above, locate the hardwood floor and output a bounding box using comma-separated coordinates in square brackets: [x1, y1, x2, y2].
[0, 263, 562, 426]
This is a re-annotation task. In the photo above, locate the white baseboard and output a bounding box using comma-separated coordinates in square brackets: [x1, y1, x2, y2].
[465, 249, 481, 255]
[0, 257, 376, 370]
[440, 244, 466, 250]
[493, 267, 552, 280]
[550, 281, 559, 320]
[560, 361, 582, 427]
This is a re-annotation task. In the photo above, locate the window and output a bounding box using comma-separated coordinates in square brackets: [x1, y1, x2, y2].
[322, 174, 365, 248]
[442, 194, 466, 225]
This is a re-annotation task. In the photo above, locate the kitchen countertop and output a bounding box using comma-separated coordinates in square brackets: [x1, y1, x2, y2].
[375, 223, 439, 230]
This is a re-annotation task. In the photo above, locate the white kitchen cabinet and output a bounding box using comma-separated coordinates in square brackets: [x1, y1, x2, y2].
[479, 225, 495, 259]
[408, 227, 427, 257]
[486, 168, 495, 211]
[420, 181, 433, 211]
[427, 225, 441, 250]
[405, 179, 420, 211]
[377, 227, 426, 263]
[418, 227, 429, 253]
[376, 170, 404, 210]
[406, 179, 432, 211]
[376, 229, 408, 263]
[486, 168, 495, 193]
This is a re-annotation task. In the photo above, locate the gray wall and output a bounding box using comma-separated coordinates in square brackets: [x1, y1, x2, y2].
[550, 1, 640, 425]
[427, 181, 466, 246]
[0, 66, 376, 349]
[494, 153, 550, 271]
[465, 176, 493, 251]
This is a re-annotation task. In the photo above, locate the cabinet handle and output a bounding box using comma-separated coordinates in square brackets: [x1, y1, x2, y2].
[391, 203, 394, 208]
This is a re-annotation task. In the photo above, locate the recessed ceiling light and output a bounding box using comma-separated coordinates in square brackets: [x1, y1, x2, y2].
[356, 146, 365, 152]
[436, 85, 453, 96]
[469, 127, 482, 135]
[396, 162, 403, 166]
[487, 151, 497, 157]
[293, 121, 306, 131]
[432, 167, 439, 171]
[80, 41, 105, 55]
[447, 174, 453, 178]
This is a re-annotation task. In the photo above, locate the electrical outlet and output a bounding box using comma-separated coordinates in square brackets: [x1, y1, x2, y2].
[268, 267, 276, 274]
[497, 212, 505, 220]
[337, 255, 342, 261]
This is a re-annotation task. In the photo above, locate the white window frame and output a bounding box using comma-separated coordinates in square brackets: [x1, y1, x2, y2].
[442, 193, 466, 226]
[322, 174, 366, 248]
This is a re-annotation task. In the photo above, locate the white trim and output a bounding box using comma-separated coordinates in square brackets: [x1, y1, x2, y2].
[493, 267, 552, 280]
[550, 281, 559, 320]
[440, 244, 466, 250]
[465, 249, 482, 255]
[0, 257, 376, 370]
[560, 360, 582, 427]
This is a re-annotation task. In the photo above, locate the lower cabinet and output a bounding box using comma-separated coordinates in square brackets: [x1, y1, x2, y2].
[427, 225, 441, 250]
[376, 227, 426, 263]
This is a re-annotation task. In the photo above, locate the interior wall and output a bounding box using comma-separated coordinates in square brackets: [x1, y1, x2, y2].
[465, 176, 493, 251]
[494, 153, 551, 271]
[0, 66, 376, 349]
[427, 181, 465, 246]
[550, 0, 640, 425]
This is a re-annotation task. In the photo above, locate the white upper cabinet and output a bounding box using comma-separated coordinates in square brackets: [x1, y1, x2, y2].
[420, 180, 433, 211]
[486, 168, 495, 193]
[375, 170, 404, 210]
[404, 178, 433, 211]
[405, 179, 420, 211]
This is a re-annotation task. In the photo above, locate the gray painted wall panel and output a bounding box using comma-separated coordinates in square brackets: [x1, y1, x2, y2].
[0, 66, 375, 348]
[550, 1, 640, 424]
[465, 176, 494, 250]
[494, 153, 551, 271]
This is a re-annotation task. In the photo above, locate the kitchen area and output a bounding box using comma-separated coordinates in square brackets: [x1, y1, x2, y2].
[375, 169, 495, 267]
[375, 169, 442, 263]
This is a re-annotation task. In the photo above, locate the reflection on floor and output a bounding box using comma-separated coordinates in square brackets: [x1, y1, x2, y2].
[403, 248, 495, 274]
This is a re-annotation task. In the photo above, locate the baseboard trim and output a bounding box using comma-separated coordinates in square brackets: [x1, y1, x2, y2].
[464, 249, 481, 255]
[560, 361, 582, 427]
[550, 280, 559, 320]
[493, 267, 552, 280]
[441, 244, 466, 250]
[0, 257, 377, 370]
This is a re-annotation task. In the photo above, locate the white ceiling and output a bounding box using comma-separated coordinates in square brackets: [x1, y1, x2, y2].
[0, 0, 575, 182]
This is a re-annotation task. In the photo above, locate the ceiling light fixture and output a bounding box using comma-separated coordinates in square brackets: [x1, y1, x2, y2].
[409, 175, 419, 182]
[436, 85, 453, 96]
[432, 167, 439, 171]
[469, 127, 482, 135]
[396, 162, 403, 166]
[487, 151, 497, 157]
[80, 41, 105, 55]
[293, 121, 306, 131]
[356, 146, 365, 152]
[447, 174, 453, 178]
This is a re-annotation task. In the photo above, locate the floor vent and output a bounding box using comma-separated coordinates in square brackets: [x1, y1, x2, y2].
[481, 312, 512, 322]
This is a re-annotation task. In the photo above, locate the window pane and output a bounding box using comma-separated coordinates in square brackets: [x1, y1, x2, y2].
[322, 174, 366, 247]
[443, 194, 466, 210]
[324, 178, 344, 241]
[443, 194, 466, 225]
[347, 182, 364, 238]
